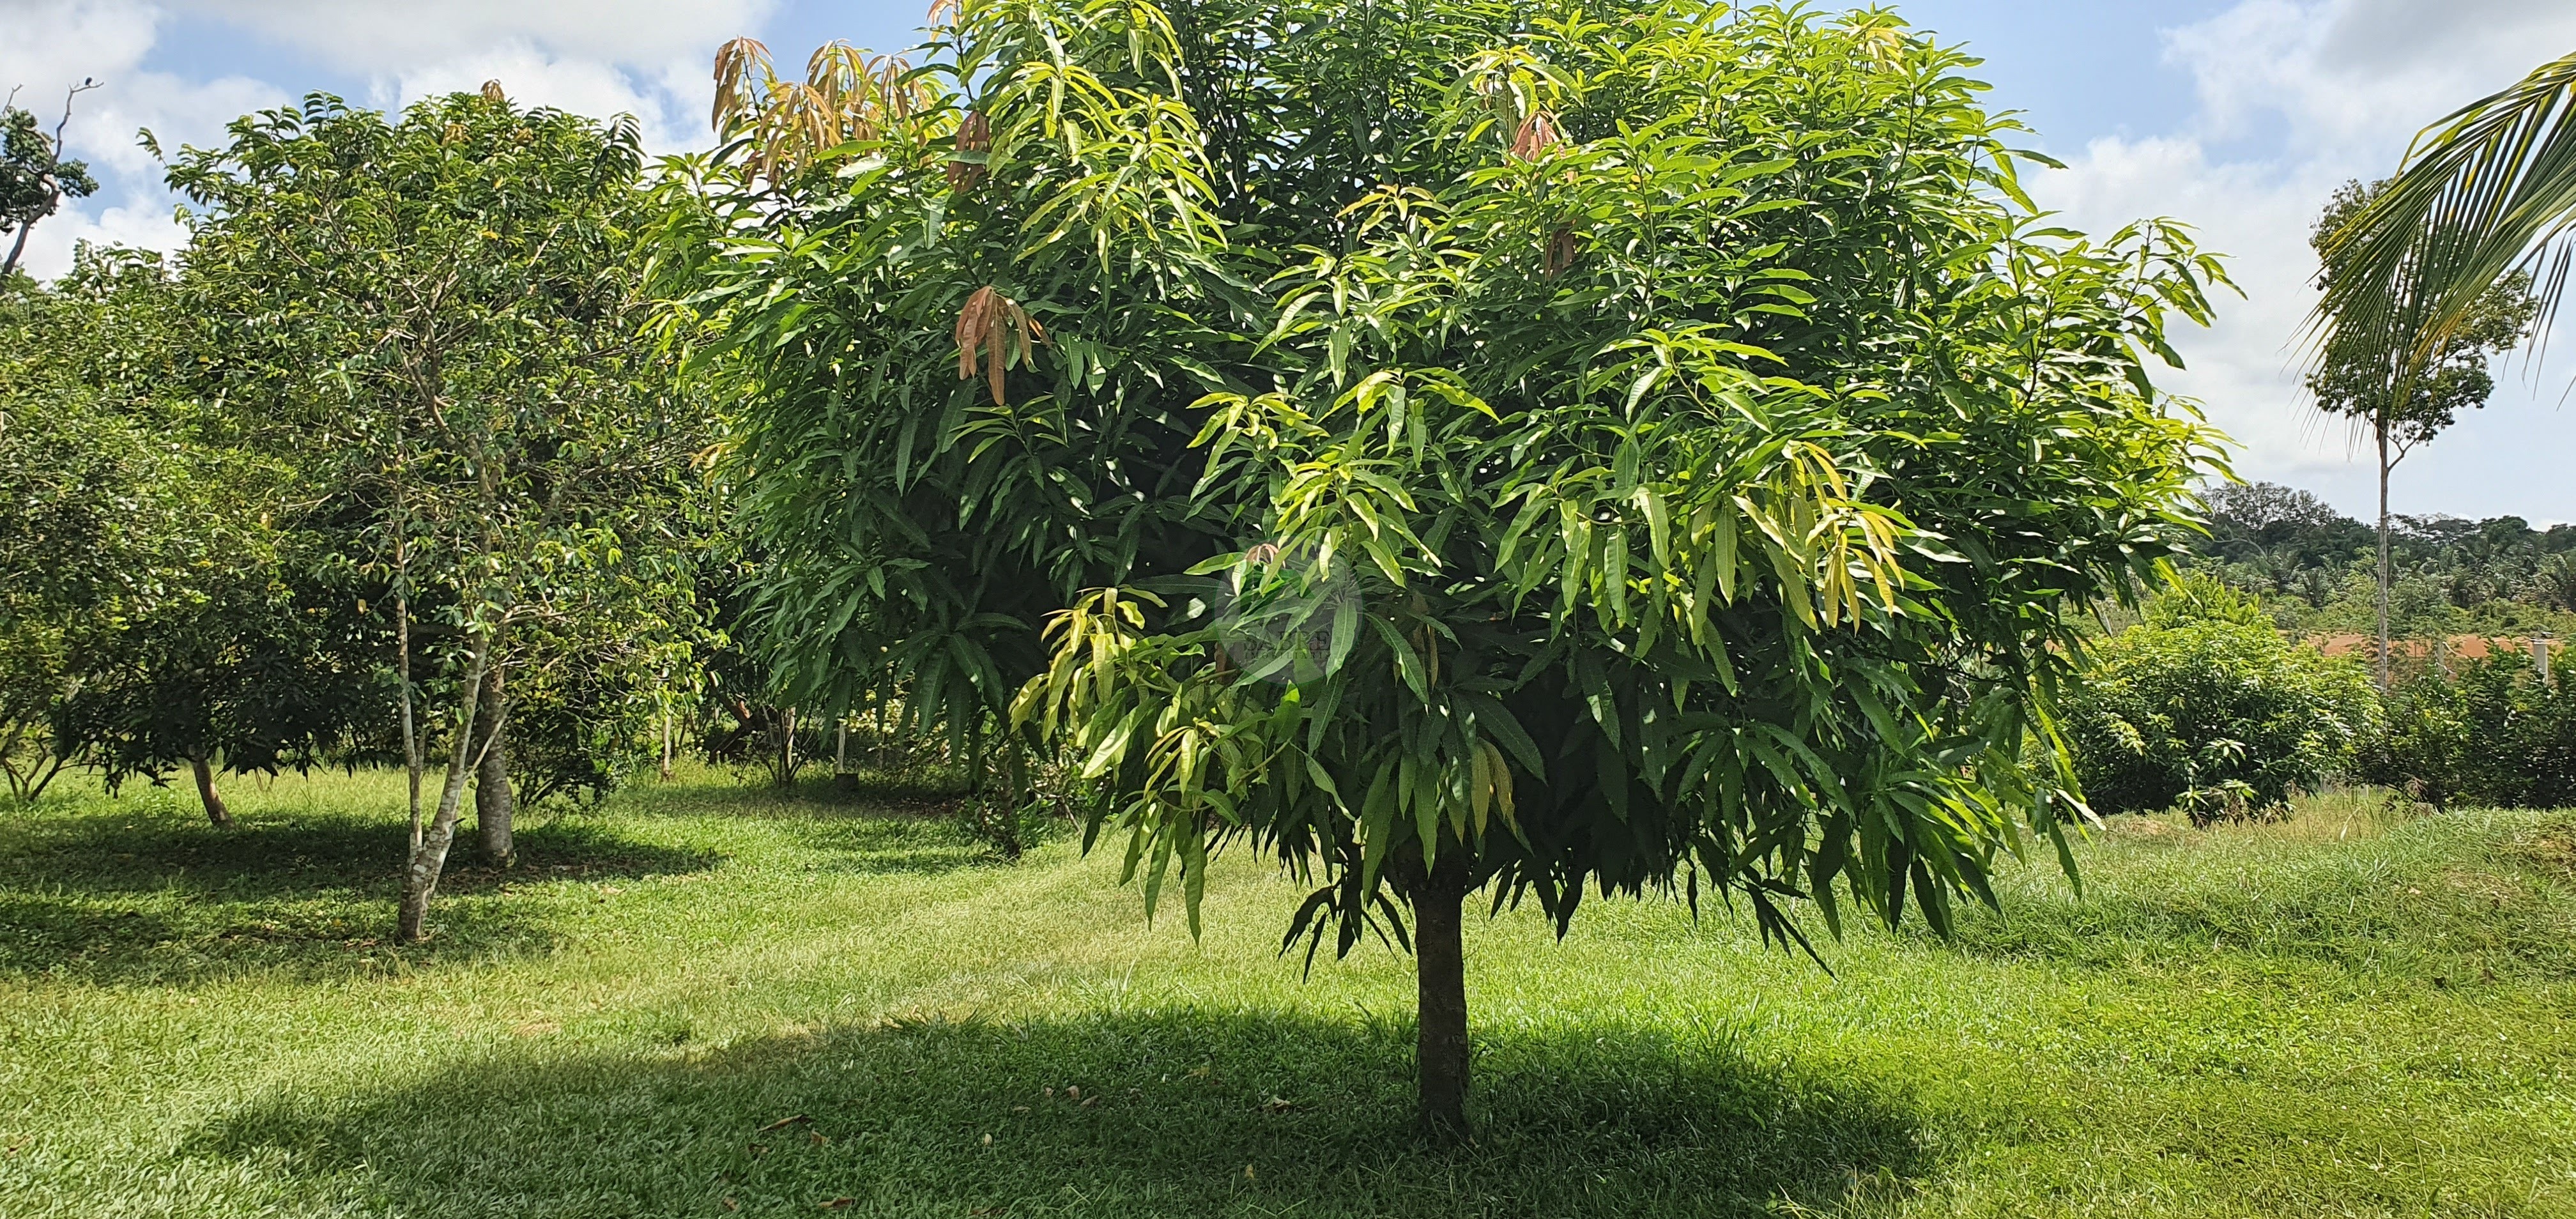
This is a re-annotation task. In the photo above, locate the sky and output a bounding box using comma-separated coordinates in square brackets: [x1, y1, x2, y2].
[7, 0, 2574, 523]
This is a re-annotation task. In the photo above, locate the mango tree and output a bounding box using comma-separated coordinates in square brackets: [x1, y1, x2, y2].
[0, 250, 374, 820]
[169, 88, 711, 936]
[686, 0, 2227, 1140]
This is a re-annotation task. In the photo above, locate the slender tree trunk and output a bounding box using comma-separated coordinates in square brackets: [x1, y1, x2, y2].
[656, 666, 673, 781]
[778, 707, 797, 788]
[396, 635, 495, 944]
[473, 666, 515, 867]
[2376, 420, 2393, 691]
[395, 471, 422, 862]
[993, 731, 1025, 860]
[1, 224, 32, 281]
[835, 716, 852, 790]
[1407, 849, 1473, 1144]
[188, 754, 233, 829]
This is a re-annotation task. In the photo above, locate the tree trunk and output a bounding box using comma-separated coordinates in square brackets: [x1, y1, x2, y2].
[835, 716, 853, 791]
[992, 731, 1025, 860]
[2376, 420, 2393, 691]
[396, 637, 494, 944]
[778, 706, 797, 788]
[1407, 849, 1472, 1144]
[1, 222, 33, 281]
[395, 484, 422, 865]
[188, 754, 233, 829]
[473, 667, 516, 867]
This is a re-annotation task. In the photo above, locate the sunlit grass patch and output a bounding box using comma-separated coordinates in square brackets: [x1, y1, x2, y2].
[2, 772, 2571, 1217]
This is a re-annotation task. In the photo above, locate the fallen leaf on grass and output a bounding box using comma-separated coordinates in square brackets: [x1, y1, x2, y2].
[1259, 1096, 1294, 1113]
[758, 1114, 813, 1133]
[808, 1131, 831, 1146]
[819, 1199, 852, 1209]
[721, 1199, 738, 1213]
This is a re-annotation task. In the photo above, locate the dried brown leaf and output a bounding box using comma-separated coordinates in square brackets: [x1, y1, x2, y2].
[954, 286, 1046, 406]
[1509, 111, 1560, 161]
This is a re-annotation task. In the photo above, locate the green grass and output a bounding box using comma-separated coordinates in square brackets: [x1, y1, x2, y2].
[3, 771, 2572, 1218]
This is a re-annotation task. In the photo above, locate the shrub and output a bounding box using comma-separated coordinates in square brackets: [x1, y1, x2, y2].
[2064, 583, 2380, 822]
[2359, 652, 2575, 809]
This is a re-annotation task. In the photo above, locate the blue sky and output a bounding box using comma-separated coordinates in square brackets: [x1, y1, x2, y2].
[9, 0, 2574, 523]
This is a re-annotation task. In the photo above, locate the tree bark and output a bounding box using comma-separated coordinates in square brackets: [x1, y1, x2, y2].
[473, 666, 515, 867]
[1407, 848, 1472, 1144]
[2376, 420, 2393, 691]
[396, 464, 422, 866]
[0, 224, 32, 282]
[778, 706, 797, 788]
[188, 754, 233, 829]
[396, 636, 495, 944]
[835, 717, 852, 790]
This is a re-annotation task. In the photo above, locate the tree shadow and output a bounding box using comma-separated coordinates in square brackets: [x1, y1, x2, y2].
[0, 808, 719, 983]
[607, 772, 1058, 873]
[766, 811, 997, 876]
[611, 770, 967, 819]
[1917, 815, 2576, 981]
[188, 1008, 1935, 1218]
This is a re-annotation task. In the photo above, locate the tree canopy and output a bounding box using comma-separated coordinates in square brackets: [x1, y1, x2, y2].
[1, 88, 100, 279]
[677, 0, 2229, 1136]
[165, 87, 716, 937]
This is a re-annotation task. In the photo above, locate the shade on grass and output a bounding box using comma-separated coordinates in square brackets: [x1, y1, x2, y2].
[1, 769, 2570, 1217]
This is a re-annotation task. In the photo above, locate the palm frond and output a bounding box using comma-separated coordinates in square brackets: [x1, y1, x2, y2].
[2310, 50, 2576, 398]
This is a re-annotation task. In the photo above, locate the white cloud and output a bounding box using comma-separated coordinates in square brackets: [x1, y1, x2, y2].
[385, 45, 697, 151]
[3, 0, 763, 277]
[2, 1, 292, 276]
[188, 0, 779, 152]
[2032, 0, 2576, 523]
[0, 0, 156, 99]
[71, 71, 284, 174]
[10, 198, 187, 277]
[187, 0, 776, 75]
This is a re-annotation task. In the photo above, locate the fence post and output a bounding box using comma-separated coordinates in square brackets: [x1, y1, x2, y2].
[2540, 633, 2554, 684]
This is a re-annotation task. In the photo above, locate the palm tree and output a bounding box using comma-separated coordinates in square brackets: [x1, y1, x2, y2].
[2308, 52, 2576, 685]
[2539, 552, 2576, 614]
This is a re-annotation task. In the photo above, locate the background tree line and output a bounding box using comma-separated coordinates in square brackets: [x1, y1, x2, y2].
[0, 87, 762, 940]
[2186, 480, 2576, 638]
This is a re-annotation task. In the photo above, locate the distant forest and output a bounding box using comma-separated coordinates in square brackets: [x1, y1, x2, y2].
[2185, 482, 2576, 638]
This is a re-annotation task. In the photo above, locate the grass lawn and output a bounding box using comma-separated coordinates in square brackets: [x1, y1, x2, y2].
[2, 768, 2572, 1218]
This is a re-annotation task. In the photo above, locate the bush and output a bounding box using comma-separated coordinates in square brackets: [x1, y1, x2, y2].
[2359, 652, 2575, 809]
[2064, 582, 2380, 822]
